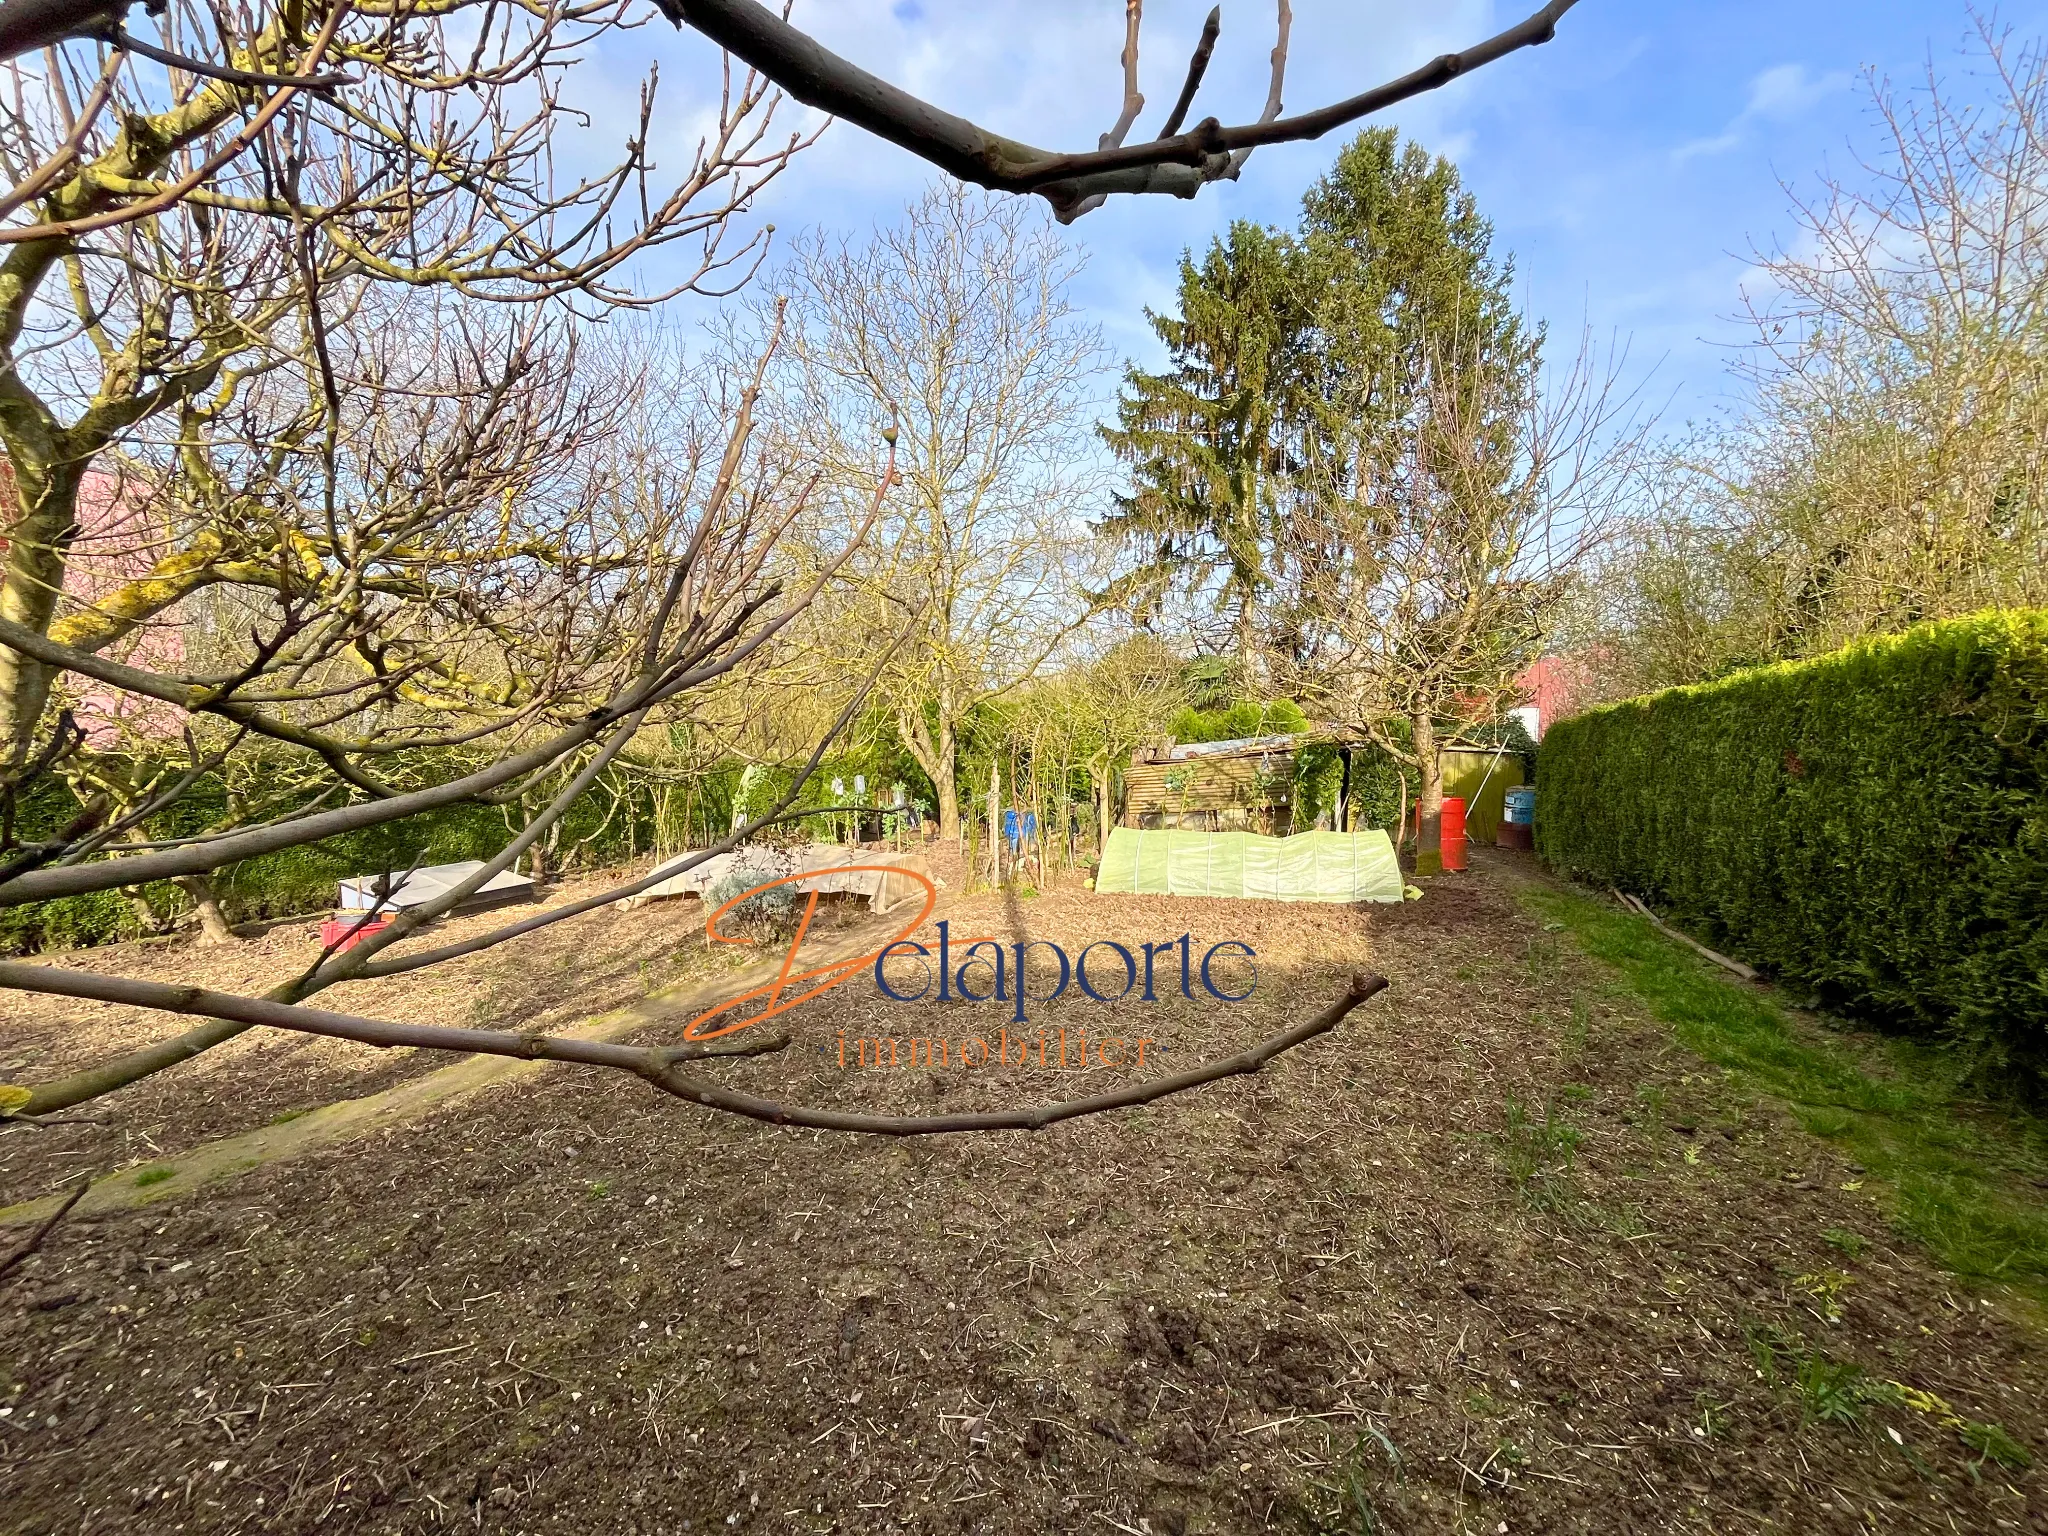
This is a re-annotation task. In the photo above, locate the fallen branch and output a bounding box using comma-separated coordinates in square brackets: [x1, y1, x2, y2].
[0, 1109, 114, 1128]
[1614, 891, 1758, 982]
[0, 963, 1388, 1139]
[0, 1175, 90, 1282]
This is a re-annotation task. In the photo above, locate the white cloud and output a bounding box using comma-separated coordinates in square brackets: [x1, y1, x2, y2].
[1674, 61, 1850, 162]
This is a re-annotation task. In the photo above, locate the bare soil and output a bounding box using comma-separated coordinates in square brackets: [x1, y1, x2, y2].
[1, 849, 2043, 1535]
[0, 864, 823, 1206]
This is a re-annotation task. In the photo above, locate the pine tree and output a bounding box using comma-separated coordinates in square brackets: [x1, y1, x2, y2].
[1099, 127, 1559, 873]
[1097, 221, 1308, 657]
[1099, 130, 1535, 665]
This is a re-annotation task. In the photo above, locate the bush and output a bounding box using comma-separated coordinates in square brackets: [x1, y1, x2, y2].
[704, 853, 803, 939]
[1536, 610, 2048, 1092]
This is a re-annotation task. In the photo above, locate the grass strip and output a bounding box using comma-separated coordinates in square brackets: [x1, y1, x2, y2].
[1521, 883, 2048, 1302]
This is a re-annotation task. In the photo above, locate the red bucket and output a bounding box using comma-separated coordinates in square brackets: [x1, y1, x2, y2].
[320, 914, 392, 951]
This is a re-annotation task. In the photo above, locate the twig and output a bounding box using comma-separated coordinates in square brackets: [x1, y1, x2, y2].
[110, 26, 355, 91]
[0, 1176, 90, 1282]
[1, 1109, 113, 1128]
[1613, 891, 1758, 981]
[649, 1032, 791, 1065]
[1157, 6, 1221, 138]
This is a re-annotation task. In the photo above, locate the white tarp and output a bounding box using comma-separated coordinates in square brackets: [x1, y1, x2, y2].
[1094, 828, 1403, 904]
[621, 844, 937, 914]
[338, 859, 535, 912]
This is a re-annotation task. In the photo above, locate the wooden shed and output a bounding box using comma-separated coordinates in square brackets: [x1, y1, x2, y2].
[1436, 740, 1527, 847]
[1123, 734, 1302, 835]
[1125, 730, 1530, 846]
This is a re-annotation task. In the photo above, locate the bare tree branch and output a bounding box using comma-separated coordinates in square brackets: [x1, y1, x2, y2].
[660, 0, 1578, 220]
[1157, 5, 1221, 139]
[0, 963, 1388, 1137]
[0, 1174, 89, 1281]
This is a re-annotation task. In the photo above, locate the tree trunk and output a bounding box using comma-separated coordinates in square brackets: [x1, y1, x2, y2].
[0, 458, 86, 768]
[932, 744, 960, 844]
[1412, 710, 1444, 877]
[985, 761, 1002, 884]
[177, 870, 239, 945]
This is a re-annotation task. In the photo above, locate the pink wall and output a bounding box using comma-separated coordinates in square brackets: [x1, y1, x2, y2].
[1513, 653, 1602, 736]
[2, 459, 186, 743]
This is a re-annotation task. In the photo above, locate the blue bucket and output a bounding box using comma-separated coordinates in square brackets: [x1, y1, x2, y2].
[1504, 786, 1536, 825]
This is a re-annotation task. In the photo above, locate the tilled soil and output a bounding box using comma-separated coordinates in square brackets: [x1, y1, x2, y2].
[2, 854, 2044, 1534]
[0, 865, 816, 1206]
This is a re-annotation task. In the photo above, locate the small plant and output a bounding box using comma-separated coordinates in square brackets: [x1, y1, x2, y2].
[1792, 1268, 1854, 1325]
[1303, 1428, 1402, 1536]
[1797, 1354, 1867, 1426]
[133, 1167, 174, 1187]
[705, 854, 804, 940]
[1497, 1095, 1582, 1212]
[1693, 1393, 1731, 1440]
[1635, 1082, 1667, 1135]
[1959, 1418, 2033, 1472]
[1742, 1319, 1796, 1384]
[1523, 933, 1561, 984]
[1588, 1201, 1652, 1239]
[1823, 1226, 1868, 1259]
[1563, 995, 1590, 1056]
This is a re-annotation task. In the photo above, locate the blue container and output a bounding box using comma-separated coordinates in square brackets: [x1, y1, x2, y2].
[1504, 786, 1536, 826]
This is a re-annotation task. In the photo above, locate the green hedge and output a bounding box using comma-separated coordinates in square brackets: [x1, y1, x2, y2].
[1535, 610, 2048, 1092]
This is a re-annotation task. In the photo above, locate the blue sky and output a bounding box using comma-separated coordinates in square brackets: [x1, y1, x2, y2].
[619, 0, 2041, 426]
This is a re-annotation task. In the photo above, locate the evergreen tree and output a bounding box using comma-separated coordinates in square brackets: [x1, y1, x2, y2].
[1098, 129, 1536, 669]
[1099, 127, 1577, 872]
[1097, 222, 1308, 656]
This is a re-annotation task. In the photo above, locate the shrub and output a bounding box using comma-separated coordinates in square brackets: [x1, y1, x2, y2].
[704, 854, 804, 939]
[1536, 610, 2048, 1092]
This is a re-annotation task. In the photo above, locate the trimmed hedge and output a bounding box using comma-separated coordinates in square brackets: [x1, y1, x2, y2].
[1536, 610, 2048, 1092]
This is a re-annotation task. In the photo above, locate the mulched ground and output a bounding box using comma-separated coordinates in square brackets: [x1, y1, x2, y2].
[0, 864, 845, 1206]
[2, 850, 2043, 1534]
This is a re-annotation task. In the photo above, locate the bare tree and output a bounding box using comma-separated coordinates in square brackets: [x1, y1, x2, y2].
[0, 0, 1585, 223]
[1077, 632, 1187, 848]
[773, 183, 1108, 843]
[0, 0, 806, 779]
[1282, 330, 1642, 872]
[1584, 17, 2048, 690]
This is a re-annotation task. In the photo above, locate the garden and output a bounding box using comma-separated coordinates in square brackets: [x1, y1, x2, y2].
[1, 3, 2046, 1534]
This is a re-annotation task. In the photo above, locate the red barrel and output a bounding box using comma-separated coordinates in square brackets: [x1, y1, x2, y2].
[1440, 796, 1468, 871]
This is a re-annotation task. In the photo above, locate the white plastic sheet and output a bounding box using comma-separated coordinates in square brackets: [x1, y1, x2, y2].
[1094, 828, 1403, 904]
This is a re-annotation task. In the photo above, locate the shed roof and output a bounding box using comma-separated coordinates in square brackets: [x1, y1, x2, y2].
[1151, 732, 1303, 762]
